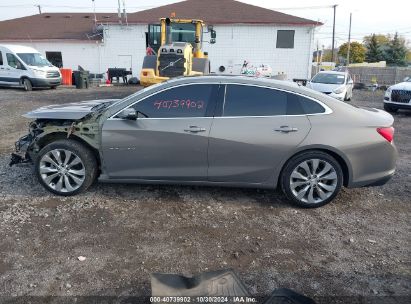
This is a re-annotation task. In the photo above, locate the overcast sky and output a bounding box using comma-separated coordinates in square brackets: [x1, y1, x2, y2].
[1, 0, 410, 48]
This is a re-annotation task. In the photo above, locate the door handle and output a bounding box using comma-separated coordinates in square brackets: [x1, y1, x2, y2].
[274, 126, 298, 133]
[184, 126, 206, 133]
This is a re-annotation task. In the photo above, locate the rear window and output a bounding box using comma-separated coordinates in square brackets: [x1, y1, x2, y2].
[224, 85, 287, 116]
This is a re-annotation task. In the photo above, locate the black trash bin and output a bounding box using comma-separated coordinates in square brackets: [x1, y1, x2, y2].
[73, 70, 90, 89]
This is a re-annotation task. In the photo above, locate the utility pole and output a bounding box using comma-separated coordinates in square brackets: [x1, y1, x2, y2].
[92, 0, 97, 24]
[122, 0, 128, 26]
[36, 5, 42, 14]
[346, 12, 352, 66]
[117, 0, 122, 25]
[331, 4, 337, 62]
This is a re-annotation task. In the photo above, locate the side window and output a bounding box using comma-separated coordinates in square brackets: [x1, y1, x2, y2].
[286, 93, 305, 115]
[299, 96, 326, 114]
[286, 92, 325, 115]
[276, 30, 295, 48]
[6, 53, 24, 70]
[0, 51, 3, 65]
[223, 85, 287, 116]
[130, 84, 217, 118]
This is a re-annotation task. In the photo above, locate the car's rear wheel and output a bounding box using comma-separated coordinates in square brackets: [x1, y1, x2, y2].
[35, 140, 97, 196]
[281, 151, 343, 208]
[384, 104, 398, 113]
[22, 78, 32, 91]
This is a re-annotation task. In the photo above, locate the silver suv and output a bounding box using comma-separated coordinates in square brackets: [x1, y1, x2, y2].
[11, 76, 397, 207]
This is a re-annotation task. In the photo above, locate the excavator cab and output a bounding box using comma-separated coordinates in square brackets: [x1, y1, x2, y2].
[140, 18, 215, 87]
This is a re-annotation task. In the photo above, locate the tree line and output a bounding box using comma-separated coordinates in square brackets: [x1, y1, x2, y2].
[318, 33, 410, 66]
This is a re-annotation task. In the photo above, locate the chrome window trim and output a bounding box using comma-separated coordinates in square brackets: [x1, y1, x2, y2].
[221, 83, 333, 117]
[109, 81, 333, 121]
[109, 82, 221, 120]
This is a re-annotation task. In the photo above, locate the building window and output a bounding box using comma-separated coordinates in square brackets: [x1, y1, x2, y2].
[276, 30, 295, 48]
[46, 51, 63, 68]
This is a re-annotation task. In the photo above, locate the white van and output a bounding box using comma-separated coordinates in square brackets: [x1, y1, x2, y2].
[0, 45, 61, 91]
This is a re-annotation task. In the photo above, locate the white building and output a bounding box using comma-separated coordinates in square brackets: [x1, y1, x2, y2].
[0, 0, 321, 80]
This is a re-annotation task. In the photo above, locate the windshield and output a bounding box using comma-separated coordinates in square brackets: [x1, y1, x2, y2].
[17, 53, 52, 67]
[171, 22, 196, 43]
[312, 73, 345, 84]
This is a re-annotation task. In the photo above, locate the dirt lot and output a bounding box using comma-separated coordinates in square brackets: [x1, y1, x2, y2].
[0, 86, 410, 303]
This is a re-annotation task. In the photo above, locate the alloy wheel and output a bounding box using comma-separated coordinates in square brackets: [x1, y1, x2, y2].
[289, 158, 338, 205]
[39, 149, 85, 193]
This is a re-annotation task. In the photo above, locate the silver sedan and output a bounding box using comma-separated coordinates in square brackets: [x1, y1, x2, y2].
[11, 76, 397, 207]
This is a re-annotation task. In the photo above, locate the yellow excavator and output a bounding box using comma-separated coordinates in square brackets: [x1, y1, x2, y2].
[140, 17, 216, 87]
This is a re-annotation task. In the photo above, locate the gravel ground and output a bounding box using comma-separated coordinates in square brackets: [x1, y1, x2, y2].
[0, 86, 410, 303]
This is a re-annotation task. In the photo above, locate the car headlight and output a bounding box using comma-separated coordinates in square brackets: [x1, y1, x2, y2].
[385, 87, 392, 96]
[333, 86, 345, 94]
[32, 69, 47, 77]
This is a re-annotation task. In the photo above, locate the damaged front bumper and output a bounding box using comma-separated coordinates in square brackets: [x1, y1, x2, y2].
[9, 134, 34, 166]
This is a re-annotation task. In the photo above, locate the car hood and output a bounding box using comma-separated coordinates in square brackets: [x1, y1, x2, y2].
[308, 82, 343, 93]
[23, 99, 120, 120]
[390, 81, 411, 90]
[29, 65, 60, 72]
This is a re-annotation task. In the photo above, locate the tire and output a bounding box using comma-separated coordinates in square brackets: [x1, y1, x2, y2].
[22, 78, 32, 91]
[280, 151, 343, 208]
[50, 86, 57, 89]
[384, 104, 398, 113]
[34, 139, 98, 196]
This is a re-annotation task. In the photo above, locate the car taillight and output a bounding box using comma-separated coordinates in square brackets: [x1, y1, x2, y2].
[377, 127, 394, 142]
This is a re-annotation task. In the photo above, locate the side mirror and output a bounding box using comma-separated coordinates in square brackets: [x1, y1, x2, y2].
[118, 108, 137, 120]
[210, 29, 216, 39]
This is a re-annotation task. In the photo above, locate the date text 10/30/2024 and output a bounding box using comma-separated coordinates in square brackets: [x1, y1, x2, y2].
[150, 296, 257, 303]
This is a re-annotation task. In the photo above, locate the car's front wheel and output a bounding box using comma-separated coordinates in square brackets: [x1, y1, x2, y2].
[35, 139, 98, 196]
[22, 78, 32, 91]
[281, 151, 343, 208]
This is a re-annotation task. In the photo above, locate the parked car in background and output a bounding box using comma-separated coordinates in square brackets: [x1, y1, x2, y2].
[384, 77, 411, 112]
[0, 44, 61, 91]
[306, 71, 353, 101]
[10, 76, 396, 208]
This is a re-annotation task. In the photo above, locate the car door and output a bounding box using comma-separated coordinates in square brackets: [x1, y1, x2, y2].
[101, 83, 220, 181]
[208, 84, 311, 184]
[5, 53, 25, 85]
[0, 50, 6, 85]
